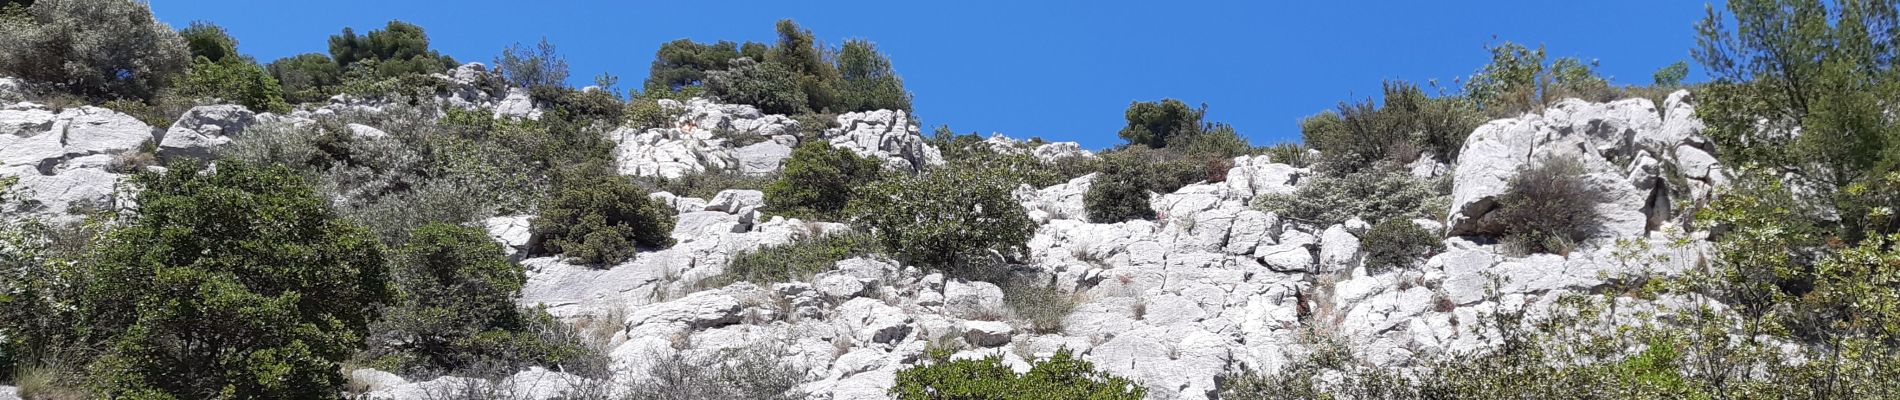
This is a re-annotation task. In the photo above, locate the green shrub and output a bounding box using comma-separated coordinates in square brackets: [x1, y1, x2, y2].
[1490, 156, 1607, 255]
[1303, 81, 1480, 170]
[892, 348, 1145, 400]
[327, 20, 457, 79]
[1117, 99, 1205, 148]
[494, 37, 569, 91]
[1000, 278, 1076, 334]
[643, 39, 760, 94]
[719, 233, 881, 285]
[1085, 158, 1159, 223]
[177, 57, 291, 113]
[1255, 169, 1439, 227]
[765, 142, 887, 219]
[533, 169, 677, 265]
[179, 21, 239, 63]
[1361, 219, 1442, 274]
[1167, 122, 1253, 159]
[266, 53, 344, 104]
[847, 167, 1034, 279]
[1652, 61, 1688, 87]
[931, 126, 1103, 190]
[77, 161, 391, 398]
[706, 58, 809, 115]
[1084, 146, 1211, 223]
[360, 223, 599, 377]
[834, 39, 911, 112]
[0, 0, 190, 101]
[1262, 142, 1314, 168]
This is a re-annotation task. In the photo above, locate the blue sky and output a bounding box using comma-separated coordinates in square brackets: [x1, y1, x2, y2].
[149, 1, 1715, 149]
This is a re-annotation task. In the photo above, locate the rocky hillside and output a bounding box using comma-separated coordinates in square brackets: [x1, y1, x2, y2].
[0, 61, 1726, 398]
[7, 2, 1900, 399]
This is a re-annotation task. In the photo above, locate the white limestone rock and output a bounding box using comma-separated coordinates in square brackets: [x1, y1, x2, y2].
[824, 109, 943, 171]
[493, 87, 543, 120]
[735, 141, 794, 175]
[160, 105, 255, 159]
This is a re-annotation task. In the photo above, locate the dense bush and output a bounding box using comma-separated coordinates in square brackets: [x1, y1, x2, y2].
[718, 232, 881, 286]
[533, 169, 677, 265]
[892, 348, 1145, 399]
[359, 223, 599, 377]
[643, 39, 762, 95]
[327, 20, 457, 79]
[1302, 81, 1481, 170]
[177, 59, 290, 113]
[648, 19, 910, 115]
[834, 39, 912, 112]
[1360, 219, 1442, 274]
[765, 141, 887, 219]
[173, 21, 291, 112]
[1255, 168, 1440, 227]
[76, 161, 391, 398]
[266, 53, 344, 104]
[495, 37, 569, 91]
[1490, 156, 1608, 255]
[847, 167, 1034, 279]
[1695, 0, 1900, 241]
[1084, 146, 1216, 223]
[706, 58, 809, 115]
[1117, 99, 1205, 148]
[0, 0, 190, 101]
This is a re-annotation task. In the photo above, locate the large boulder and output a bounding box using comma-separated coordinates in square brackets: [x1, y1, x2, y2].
[824, 110, 943, 171]
[492, 87, 542, 120]
[159, 105, 256, 160]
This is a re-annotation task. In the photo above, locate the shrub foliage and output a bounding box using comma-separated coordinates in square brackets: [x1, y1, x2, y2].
[0, 0, 190, 101]
[533, 170, 677, 265]
[847, 168, 1034, 279]
[892, 348, 1145, 400]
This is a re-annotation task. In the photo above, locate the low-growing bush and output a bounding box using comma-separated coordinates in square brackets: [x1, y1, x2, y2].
[1255, 169, 1440, 227]
[892, 348, 1145, 399]
[847, 168, 1034, 279]
[176, 57, 291, 113]
[930, 126, 1103, 189]
[719, 232, 881, 285]
[1000, 278, 1076, 334]
[622, 345, 806, 400]
[765, 141, 886, 220]
[1491, 156, 1608, 255]
[1118, 99, 1205, 149]
[1302, 81, 1480, 171]
[1361, 219, 1442, 274]
[706, 58, 808, 115]
[533, 168, 677, 265]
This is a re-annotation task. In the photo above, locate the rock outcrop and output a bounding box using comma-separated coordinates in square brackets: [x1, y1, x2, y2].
[823, 110, 943, 171]
[1447, 90, 1722, 240]
[158, 105, 257, 160]
[611, 99, 799, 179]
[1, 102, 157, 219]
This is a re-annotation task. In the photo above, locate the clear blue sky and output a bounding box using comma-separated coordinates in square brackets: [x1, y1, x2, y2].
[148, 1, 1716, 149]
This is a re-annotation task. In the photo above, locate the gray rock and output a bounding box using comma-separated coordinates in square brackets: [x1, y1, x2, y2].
[962, 320, 1013, 347]
[735, 141, 793, 175]
[160, 105, 255, 159]
[705, 189, 765, 214]
[347, 123, 388, 139]
[493, 87, 542, 120]
[824, 109, 943, 171]
[944, 280, 1006, 320]
[1318, 224, 1361, 272]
